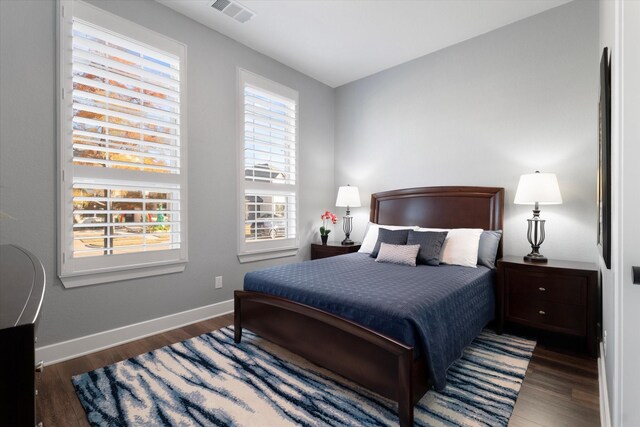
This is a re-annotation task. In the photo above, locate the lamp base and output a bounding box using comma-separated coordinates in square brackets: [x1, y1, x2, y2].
[524, 253, 548, 263]
[524, 207, 548, 263]
[342, 213, 354, 245]
[341, 237, 355, 246]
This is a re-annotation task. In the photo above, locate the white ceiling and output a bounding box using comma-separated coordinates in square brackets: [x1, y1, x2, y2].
[157, 0, 573, 88]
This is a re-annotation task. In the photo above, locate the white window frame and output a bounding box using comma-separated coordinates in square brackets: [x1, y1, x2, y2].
[237, 69, 299, 263]
[57, 0, 188, 287]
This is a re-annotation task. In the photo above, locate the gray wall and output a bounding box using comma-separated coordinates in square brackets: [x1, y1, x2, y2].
[0, 0, 335, 346]
[334, 0, 598, 264]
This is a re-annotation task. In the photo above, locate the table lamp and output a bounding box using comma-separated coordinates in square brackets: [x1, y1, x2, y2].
[514, 171, 562, 263]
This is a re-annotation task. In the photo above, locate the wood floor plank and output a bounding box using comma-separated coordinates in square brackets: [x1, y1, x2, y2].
[181, 322, 209, 337]
[162, 327, 192, 344]
[510, 345, 599, 427]
[508, 414, 544, 427]
[572, 387, 600, 407]
[50, 362, 92, 426]
[36, 312, 598, 427]
[511, 390, 599, 426]
[37, 364, 81, 427]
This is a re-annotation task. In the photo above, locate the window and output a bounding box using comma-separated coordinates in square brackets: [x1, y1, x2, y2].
[58, 1, 187, 287]
[238, 70, 298, 262]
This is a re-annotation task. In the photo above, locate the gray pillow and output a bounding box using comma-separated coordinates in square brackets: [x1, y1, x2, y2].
[477, 230, 503, 269]
[375, 243, 421, 267]
[370, 228, 409, 258]
[407, 230, 448, 266]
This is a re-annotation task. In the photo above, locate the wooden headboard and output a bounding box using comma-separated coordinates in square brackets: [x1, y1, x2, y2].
[370, 186, 504, 229]
[370, 186, 505, 257]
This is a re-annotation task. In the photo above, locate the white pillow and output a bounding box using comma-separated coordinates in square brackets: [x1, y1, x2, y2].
[431, 228, 483, 268]
[375, 243, 420, 267]
[358, 223, 418, 254]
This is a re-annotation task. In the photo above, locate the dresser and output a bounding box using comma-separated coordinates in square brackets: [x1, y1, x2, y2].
[0, 245, 46, 426]
[497, 255, 599, 357]
[310, 241, 361, 260]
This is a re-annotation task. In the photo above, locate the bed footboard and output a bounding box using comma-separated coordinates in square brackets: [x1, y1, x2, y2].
[234, 290, 429, 427]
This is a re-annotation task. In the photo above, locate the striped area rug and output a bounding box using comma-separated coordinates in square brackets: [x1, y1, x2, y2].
[73, 327, 535, 426]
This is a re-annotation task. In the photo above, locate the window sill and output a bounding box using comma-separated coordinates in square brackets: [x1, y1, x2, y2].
[60, 261, 187, 288]
[237, 248, 298, 264]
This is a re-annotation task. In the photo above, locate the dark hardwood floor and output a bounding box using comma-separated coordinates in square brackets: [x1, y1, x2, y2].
[510, 345, 600, 426]
[36, 313, 599, 426]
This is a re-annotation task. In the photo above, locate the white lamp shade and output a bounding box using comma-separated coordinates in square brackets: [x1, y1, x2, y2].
[336, 185, 361, 207]
[514, 172, 563, 205]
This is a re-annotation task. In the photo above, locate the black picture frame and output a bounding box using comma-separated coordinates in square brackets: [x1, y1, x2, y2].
[597, 47, 611, 269]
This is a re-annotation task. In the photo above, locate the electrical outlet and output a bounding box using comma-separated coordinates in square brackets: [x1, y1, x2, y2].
[215, 276, 223, 289]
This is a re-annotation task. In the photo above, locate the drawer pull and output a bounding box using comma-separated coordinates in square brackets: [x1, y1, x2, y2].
[538, 287, 546, 292]
[538, 310, 546, 315]
[35, 360, 44, 373]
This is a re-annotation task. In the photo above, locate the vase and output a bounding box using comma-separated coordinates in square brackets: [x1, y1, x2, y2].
[321, 235, 328, 245]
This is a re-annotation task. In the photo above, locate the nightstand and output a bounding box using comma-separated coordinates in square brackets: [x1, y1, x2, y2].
[310, 241, 361, 260]
[497, 255, 599, 357]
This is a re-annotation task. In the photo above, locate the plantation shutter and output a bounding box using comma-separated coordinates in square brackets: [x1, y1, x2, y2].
[71, 20, 181, 174]
[59, 0, 187, 286]
[72, 182, 181, 257]
[69, 18, 183, 259]
[240, 72, 298, 250]
[243, 85, 296, 186]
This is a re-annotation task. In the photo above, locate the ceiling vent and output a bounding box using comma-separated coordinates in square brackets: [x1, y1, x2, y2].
[210, 0, 255, 24]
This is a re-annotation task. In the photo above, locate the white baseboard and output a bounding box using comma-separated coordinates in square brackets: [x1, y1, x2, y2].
[36, 299, 234, 366]
[599, 342, 612, 427]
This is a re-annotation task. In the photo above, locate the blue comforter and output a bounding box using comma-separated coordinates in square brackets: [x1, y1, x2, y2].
[244, 253, 495, 390]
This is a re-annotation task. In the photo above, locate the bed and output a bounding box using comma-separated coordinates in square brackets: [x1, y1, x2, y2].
[234, 186, 504, 426]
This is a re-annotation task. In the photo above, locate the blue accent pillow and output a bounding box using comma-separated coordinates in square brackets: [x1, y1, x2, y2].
[407, 230, 448, 266]
[371, 228, 410, 258]
[477, 230, 503, 269]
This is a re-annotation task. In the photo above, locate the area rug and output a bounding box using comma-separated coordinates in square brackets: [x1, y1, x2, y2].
[73, 327, 535, 426]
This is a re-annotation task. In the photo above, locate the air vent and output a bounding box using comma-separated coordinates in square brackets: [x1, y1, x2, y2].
[210, 0, 255, 24]
[211, 0, 230, 12]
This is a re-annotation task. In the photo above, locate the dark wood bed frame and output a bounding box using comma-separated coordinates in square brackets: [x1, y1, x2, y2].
[234, 186, 504, 426]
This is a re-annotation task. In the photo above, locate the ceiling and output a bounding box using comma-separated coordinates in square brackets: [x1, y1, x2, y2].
[157, 0, 573, 88]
